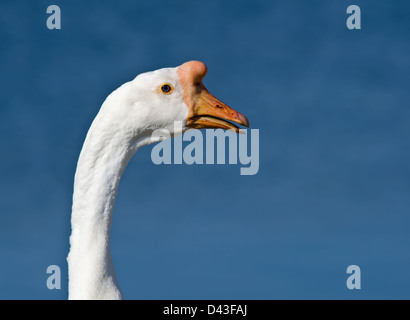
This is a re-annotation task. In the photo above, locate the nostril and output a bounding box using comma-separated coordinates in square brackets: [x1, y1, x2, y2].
[216, 104, 223, 109]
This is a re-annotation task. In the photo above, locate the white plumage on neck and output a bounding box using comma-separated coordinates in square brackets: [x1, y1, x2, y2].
[67, 68, 188, 300]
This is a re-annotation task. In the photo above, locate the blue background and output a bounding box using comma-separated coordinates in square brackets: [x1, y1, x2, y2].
[0, 0, 409, 300]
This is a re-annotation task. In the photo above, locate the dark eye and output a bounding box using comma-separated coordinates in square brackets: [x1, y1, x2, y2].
[160, 84, 173, 94]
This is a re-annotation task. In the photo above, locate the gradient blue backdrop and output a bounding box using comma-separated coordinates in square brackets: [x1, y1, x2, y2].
[0, 0, 409, 299]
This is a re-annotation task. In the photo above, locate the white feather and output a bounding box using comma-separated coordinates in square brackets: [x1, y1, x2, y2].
[67, 66, 188, 300]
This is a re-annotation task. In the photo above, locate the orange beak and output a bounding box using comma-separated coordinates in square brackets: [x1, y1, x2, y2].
[178, 61, 249, 133]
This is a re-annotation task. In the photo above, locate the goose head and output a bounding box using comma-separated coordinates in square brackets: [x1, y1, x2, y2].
[68, 61, 250, 300]
[99, 61, 249, 146]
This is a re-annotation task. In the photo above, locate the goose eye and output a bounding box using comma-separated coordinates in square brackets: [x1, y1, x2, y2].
[160, 84, 173, 94]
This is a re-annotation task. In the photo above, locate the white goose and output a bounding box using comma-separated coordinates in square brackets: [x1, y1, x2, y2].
[67, 61, 249, 300]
